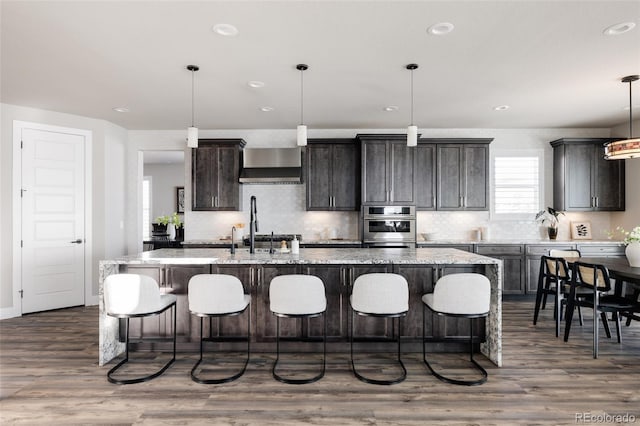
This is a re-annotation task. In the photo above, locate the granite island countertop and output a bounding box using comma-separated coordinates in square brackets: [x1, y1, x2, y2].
[104, 247, 502, 266]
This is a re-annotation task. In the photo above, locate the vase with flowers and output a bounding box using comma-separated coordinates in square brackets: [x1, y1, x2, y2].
[535, 207, 564, 240]
[171, 212, 184, 241]
[609, 226, 640, 267]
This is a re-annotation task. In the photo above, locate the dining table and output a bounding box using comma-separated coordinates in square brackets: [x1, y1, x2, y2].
[563, 256, 640, 358]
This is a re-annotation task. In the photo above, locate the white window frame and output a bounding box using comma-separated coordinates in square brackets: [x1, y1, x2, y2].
[491, 149, 544, 221]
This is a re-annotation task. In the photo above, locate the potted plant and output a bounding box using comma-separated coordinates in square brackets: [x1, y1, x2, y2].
[152, 215, 171, 236]
[171, 212, 184, 241]
[535, 207, 564, 240]
[610, 226, 640, 267]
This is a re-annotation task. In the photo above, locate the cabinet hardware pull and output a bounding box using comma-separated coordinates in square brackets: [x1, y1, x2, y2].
[595, 197, 599, 208]
[460, 196, 464, 207]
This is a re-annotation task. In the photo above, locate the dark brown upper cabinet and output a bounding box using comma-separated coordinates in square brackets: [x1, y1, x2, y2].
[435, 140, 491, 211]
[306, 139, 360, 211]
[358, 134, 416, 206]
[192, 139, 245, 211]
[551, 138, 625, 211]
[415, 143, 437, 210]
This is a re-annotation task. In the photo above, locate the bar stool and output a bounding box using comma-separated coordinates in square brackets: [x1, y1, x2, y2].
[188, 274, 251, 384]
[269, 274, 327, 384]
[350, 273, 409, 385]
[423, 273, 490, 386]
[103, 274, 177, 385]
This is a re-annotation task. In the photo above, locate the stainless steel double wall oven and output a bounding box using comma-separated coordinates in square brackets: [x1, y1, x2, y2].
[362, 206, 416, 247]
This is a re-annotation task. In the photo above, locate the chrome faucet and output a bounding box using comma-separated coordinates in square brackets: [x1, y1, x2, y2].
[230, 226, 236, 254]
[249, 196, 258, 254]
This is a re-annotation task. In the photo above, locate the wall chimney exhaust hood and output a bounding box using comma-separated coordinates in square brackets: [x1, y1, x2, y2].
[239, 148, 303, 184]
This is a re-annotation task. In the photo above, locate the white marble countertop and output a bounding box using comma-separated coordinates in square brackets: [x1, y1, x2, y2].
[102, 247, 501, 266]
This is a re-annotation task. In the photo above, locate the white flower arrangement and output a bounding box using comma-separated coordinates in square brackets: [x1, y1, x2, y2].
[608, 226, 640, 246]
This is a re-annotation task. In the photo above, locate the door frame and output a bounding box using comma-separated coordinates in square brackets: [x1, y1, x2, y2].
[8, 120, 93, 318]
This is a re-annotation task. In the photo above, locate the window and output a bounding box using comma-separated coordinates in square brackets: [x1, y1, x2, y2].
[493, 152, 542, 218]
[142, 177, 151, 240]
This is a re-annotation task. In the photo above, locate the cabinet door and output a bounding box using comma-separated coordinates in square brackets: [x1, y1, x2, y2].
[594, 153, 625, 211]
[254, 265, 300, 341]
[362, 141, 389, 204]
[389, 141, 415, 204]
[394, 265, 436, 339]
[415, 144, 436, 210]
[437, 145, 463, 210]
[306, 144, 332, 210]
[463, 145, 488, 210]
[192, 147, 218, 210]
[216, 145, 241, 210]
[302, 266, 348, 339]
[331, 144, 359, 210]
[565, 144, 595, 210]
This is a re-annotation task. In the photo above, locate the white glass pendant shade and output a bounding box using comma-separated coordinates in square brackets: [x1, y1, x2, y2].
[297, 124, 307, 146]
[407, 125, 418, 147]
[187, 126, 198, 148]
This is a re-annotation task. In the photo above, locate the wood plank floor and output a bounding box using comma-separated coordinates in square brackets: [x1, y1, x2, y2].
[1, 299, 639, 425]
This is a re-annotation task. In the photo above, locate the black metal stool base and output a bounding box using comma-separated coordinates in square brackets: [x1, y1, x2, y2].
[190, 309, 251, 384]
[350, 311, 407, 386]
[272, 312, 326, 385]
[108, 356, 176, 385]
[107, 306, 177, 385]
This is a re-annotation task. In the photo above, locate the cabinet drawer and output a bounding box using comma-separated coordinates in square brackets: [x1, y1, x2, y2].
[526, 244, 575, 256]
[476, 245, 524, 255]
[418, 244, 473, 252]
[577, 244, 625, 256]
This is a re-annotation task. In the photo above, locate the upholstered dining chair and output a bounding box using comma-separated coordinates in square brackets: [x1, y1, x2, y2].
[188, 274, 251, 384]
[103, 274, 177, 384]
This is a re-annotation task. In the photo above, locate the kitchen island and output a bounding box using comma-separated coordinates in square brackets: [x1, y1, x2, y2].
[99, 248, 502, 367]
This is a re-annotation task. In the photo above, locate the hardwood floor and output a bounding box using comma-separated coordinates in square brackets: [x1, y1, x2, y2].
[1, 299, 639, 425]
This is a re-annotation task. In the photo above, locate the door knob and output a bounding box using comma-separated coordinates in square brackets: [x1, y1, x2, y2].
[70, 239, 83, 244]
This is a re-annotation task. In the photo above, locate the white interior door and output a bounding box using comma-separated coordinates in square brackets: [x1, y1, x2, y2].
[21, 128, 85, 313]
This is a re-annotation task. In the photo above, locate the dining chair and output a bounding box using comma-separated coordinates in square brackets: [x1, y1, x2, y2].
[533, 255, 576, 337]
[564, 261, 640, 358]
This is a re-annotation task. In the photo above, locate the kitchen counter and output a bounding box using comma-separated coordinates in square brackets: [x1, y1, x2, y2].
[417, 239, 624, 245]
[99, 248, 502, 367]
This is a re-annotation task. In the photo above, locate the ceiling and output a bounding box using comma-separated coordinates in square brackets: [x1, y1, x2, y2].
[2, 1, 639, 132]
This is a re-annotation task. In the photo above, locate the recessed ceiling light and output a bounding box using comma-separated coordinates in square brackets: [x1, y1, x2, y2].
[603, 22, 636, 36]
[384, 105, 399, 112]
[112, 107, 130, 113]
[427, 22, 454, 36]
[493, 105, 510, 111]
[260, 106, 274, 112]
[212, 23, 239, 36]
[248, 81, 265, 88]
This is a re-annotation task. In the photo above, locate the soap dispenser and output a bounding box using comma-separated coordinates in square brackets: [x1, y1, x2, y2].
[291, 235, 299, 254]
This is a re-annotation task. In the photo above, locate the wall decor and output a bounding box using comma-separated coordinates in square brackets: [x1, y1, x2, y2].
[571, 221, 592, 240]
[176, 187, 185, 213]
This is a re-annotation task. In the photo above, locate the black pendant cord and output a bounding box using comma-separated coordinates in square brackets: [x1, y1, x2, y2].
[410, 67, 414, 126]
[300, 68, 304, 126]
[628, 78, 633, 139]
[191, 70, 195, 128]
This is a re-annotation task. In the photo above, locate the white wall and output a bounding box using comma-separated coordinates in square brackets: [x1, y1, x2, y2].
[144, 162, 185, 222]
[610, 119, 640, 233]
[127, 127, 619, 247]
[0, 103, 128, 316]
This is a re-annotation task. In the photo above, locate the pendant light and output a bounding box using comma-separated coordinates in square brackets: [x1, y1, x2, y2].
[186, 65, 199, 148]
[296, 64, 309, 146]
[406, 63, 418, 147]
[604, 75, 640, 160]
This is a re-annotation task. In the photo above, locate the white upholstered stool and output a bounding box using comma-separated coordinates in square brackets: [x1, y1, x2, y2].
[269, 274, 327, 384]
[350, 273, 409, 385]
[422, 273, 490, 386]
[188, 274, 251, 384]
[104, 274, 177, 385]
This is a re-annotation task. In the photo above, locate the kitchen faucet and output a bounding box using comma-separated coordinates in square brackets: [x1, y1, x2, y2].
[249, 196, 258, 254]
[230, 226, 236, 254]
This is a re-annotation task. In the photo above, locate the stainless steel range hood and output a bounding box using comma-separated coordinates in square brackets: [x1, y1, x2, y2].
[239, 148, 303, 184]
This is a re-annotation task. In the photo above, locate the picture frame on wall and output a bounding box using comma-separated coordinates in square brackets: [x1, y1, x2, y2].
[176, 187, 185, 213]
[571, 221, 592, 240]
